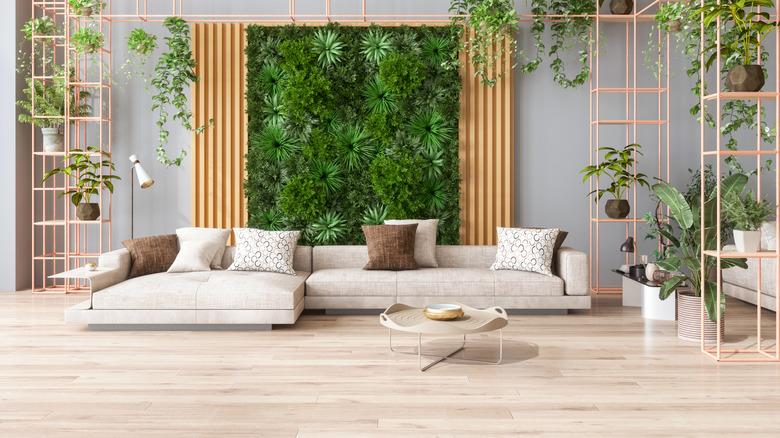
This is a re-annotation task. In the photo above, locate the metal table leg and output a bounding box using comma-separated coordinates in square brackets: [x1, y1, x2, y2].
[388, 329, 503, 371]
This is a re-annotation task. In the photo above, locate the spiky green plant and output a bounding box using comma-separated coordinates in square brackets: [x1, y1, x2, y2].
[421, 147, 444, 181]
[257, 209, 286, 231]
[335, 124, 374, 171]
[362, 76, 398, 114]
[409, 109, 453, 153]
[312, 29, 344, 67]
[423, 179, 448, 212]
[422, 35, 452, 67]
[361, 29, 394, 64]
[310, 159, 344, 194]
[262, 92, 286, 126]
[362, 204, 389, 225]
[259, 63, 287, 94]
[310, 211, 347, 244]
[251, 123, 300, 162]
[395, 32, 421, 55]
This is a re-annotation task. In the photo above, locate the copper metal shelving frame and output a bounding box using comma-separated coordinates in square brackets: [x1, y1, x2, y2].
[698, 0, 779, 362]
[30, 0, 112, 293]
[587, 1, 670, 295]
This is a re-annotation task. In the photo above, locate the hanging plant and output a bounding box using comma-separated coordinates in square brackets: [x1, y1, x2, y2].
[450, 0, 518, 87]
[71, 27, 104, 54]
[121, 28, 158, 84]
[151, 17, 210, 166]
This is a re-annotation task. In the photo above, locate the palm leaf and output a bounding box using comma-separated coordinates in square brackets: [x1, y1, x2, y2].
[653, 181, 694, 229]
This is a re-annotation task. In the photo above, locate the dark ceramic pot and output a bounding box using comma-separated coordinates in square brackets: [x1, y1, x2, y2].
[726, 65, 765, 92]
[80, 6, 93, 16]
[605, 199, 630, 219]
[76, 202, 100, 221]
[677, 290, 724, 343]
[610, 0, 634, 15]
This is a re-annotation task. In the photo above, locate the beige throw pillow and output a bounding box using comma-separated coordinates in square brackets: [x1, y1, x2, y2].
[384, 219, 439, 268]
[167, 240, 222, 273]
[176, 227, 230, 269]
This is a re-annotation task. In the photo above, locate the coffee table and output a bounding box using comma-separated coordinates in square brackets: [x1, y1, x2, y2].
[379, 303, 508, 371]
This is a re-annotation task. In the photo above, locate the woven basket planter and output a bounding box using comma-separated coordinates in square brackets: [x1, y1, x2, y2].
[677, 290, 724, 344]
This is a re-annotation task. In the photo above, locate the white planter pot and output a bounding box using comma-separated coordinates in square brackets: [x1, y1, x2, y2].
[40, 127, 64, 153]
[733, 229, 761, 253]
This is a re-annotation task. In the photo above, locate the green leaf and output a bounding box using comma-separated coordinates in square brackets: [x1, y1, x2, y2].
[660, 275, 686, 300]
[653, 181, 693, 229]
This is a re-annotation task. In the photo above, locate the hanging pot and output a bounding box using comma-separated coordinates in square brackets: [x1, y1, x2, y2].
[610, 0, 634, 15]
[726, 65, 765, 92]
[733, 229, 761, 253]
[40, 127, 64, 153]
[80, 6, 93, 16]
[677, 290, 724, 343]
[76, 203, 100, 221]
[667, 20, 682, 32]
[605, 199, 630, 219]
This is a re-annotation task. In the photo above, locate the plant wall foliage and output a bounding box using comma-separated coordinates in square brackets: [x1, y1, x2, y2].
[245, 24, 461, 245]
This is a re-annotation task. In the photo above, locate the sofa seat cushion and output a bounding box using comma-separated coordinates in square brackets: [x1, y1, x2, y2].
[493, 270, 564, 297]
[92, 272, 210, 309]
[722, 258, 777, 298]
[397, 268, 494, 297]
[306, 269, 396, 296]
[196, 271, 307, 310]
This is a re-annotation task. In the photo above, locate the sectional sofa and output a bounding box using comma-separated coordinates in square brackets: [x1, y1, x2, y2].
[65, 244, 590, 327]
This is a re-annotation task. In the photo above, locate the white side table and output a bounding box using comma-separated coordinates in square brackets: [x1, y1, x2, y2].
[614, 270, 676, 321]
[50, 267, 109, 307]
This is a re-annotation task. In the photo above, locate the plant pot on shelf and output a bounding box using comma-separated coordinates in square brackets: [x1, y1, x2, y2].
[40, 127, 63, 153]
[677, 290, 725, 343]
[605, 199, 630, 219]
[726, 65, 765, 92]
[79, 6, 93, 16]
[610, 0, 634, 15]
[733, 229, 761, 253]
[667, 20, 682, 32]
[76, 202, 100, 221]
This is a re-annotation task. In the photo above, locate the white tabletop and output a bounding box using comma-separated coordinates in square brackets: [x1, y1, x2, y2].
[49, 267, 108, 280]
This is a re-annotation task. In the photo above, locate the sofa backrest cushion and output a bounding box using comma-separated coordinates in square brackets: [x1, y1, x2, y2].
[435, 246, 497, 268]
[312, 245, 498, 270]
[222, 245, 312, 273]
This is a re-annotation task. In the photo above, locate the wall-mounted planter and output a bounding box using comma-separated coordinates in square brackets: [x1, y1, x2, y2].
[605, 199, 630, 219]
[726, 65, 765, 92]
[40, 127, 64, 153]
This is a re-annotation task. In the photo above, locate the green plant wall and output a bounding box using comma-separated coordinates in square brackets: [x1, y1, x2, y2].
[245, 24, 461, 245]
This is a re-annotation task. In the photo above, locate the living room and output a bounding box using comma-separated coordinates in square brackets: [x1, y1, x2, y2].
[1, 0, 779, 436]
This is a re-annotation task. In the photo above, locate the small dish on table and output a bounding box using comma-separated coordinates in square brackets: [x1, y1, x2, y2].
[423, 304, 464, 321]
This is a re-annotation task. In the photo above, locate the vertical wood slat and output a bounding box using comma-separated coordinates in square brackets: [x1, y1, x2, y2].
[458, 28, 515, 245]
[191, 25, 512, 246]
[191, 23, 247, 236]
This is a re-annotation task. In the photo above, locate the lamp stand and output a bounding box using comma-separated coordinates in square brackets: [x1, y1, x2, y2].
[130, 167, 135, 239]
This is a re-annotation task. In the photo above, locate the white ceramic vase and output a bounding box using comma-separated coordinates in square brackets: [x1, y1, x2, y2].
[733, 229, 761, 253]
[645, 263, 659, 282]
[40, 127, 64, 153]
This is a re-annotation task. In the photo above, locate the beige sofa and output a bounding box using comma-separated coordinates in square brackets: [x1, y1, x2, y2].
[66, 244, 590, 327]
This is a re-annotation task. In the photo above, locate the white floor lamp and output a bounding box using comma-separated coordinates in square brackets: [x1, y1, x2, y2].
[129, 154, 154, 239]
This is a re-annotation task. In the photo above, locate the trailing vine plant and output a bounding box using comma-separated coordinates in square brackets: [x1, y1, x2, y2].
[122, 28, 158, 83]
[151, 17, 210, 166]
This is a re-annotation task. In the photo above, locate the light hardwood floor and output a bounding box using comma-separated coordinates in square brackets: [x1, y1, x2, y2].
[0, 292, 778, 437]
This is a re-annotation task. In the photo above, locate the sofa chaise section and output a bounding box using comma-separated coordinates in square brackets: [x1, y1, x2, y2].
[65, 246, 312, 326]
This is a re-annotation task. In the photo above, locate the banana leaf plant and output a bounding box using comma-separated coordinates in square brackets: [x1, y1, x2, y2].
[647, 173, 749, 321]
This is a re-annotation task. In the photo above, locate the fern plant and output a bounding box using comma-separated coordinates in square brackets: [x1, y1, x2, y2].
[310, 211, 347, 244]
[17, 65, 91, 127]
[251, 123, 300, 162]
[335, 124, 374, 171]
[362, 204, 389, 225]
[362, 76, 397, 114]
[722, 191, 774, 231]
[312, 29, 344, 67]
[361, 28, 394, 64]
[409, 109, 453, 153]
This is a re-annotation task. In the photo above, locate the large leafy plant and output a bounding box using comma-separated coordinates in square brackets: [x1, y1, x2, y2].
[151, 17, 210, 166]
[647, 174, 749, 321]
[17, 65, 91, 128]
[580, 144, 650, 202]
[700, 0, 778, 68]
[41, 146, 119, 206]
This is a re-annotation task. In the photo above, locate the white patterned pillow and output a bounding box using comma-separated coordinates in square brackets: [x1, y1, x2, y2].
[227, 228, 301, 275]
[491, 227, 560, 276]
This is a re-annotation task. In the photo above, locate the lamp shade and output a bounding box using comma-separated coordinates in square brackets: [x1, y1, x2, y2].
[620, 236, 635, 253]
[129, 154, 154, 189]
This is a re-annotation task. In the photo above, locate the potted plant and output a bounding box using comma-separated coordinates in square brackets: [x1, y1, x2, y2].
[722, 190, 773, 252]
[701, 0, 779, 92]
[71, 27, 104, 54]
[41, 147, 119, 221]
[646, 173, 749, 342]
[580, 143, 650, 219]
[655, 1, 689, 32]
[17, 66, 91, 152]
[68, 0, 103, 17]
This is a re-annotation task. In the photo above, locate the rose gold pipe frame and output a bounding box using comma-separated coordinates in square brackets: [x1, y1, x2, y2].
[588, 1, 670, 295]
[699, 0, 779, 362]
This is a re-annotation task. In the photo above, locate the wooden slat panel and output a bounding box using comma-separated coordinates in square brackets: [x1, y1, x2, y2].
[191, 23, 247, 237]
[192, 25, 513, 245]
[458, 29, 515, 245]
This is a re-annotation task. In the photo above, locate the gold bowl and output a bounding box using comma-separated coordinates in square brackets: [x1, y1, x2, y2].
[423, 304, 464, 321]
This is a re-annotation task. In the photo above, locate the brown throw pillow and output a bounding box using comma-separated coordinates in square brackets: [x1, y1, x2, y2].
[362, 224, 418, 271]
[122, 234, 179, 278]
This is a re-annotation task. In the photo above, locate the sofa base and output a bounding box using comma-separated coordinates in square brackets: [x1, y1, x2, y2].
[65, 298, 305, 326]
[306, 295, 591, 311]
